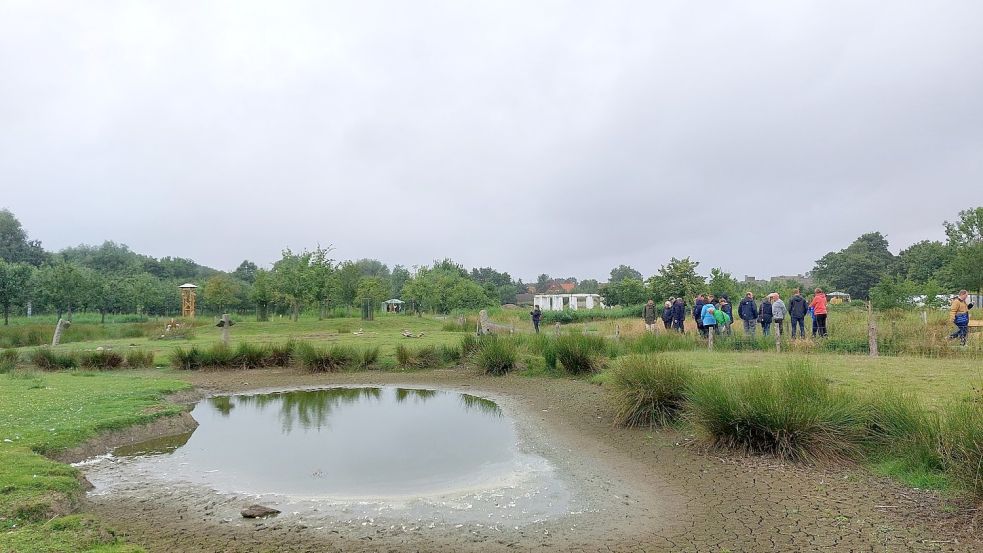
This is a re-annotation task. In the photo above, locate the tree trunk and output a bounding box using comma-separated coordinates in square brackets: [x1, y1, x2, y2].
[101, 309, 106, 324]
[3, 303, 8, 326]
[258, 304, 268, 322]
[319, 302, 325, 320]
[292, 303, 299, 322]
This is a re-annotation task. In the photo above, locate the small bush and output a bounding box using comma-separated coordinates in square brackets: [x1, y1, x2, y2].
[437, 344, 461, 364]
[610, 354, 695, 427]
[551, 335, 607, 374]
[358, 346, 380, 369]
[78, 350, 125, 370]
[125, 349, 156, 368]
[476, 336, 518, 376]
[28, 348, 78, 370]
[688, 364, 866, 462]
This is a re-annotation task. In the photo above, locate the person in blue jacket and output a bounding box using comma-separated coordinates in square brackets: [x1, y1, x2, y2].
[700, 302, 718, 337]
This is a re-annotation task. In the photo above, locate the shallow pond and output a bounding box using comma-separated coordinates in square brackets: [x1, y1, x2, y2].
[82, 386, 571, 525]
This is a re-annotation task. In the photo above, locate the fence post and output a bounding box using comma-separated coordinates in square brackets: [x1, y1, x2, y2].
[775, 322, 781, 353]
[707, 329, 714, 351]
[221, 313, 230, 346]
[867, 302, 878, 357]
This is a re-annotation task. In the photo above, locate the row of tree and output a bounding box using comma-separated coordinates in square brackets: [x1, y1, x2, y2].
[593, 208, 983, 309]
[1, 207, 979, 323]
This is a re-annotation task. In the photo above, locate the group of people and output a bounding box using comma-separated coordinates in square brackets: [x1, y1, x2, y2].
[644, 288, 830, 339]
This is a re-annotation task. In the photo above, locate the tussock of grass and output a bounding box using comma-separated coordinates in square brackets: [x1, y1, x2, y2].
[547, 334, 607, 374]
[940, 401, 983, 498]
[78, 350, 125, 370]
[124, 349, 155, 368]
[476, 336, 518, 376]
[610, 354, 695, 427]
[395, 344, 442, 368]
[28, 348, 78, 370]
[687, 362, 866, 462]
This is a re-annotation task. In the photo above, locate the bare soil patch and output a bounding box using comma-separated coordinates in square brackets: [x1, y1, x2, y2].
[81, 368, 982, 552]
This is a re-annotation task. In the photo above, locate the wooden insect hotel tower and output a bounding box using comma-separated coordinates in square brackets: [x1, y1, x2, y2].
[179, 283, 198, 318]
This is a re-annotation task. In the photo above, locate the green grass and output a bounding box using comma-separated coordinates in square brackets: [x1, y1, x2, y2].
[475, 336, 518, 376]
[0, 371, 189, 552]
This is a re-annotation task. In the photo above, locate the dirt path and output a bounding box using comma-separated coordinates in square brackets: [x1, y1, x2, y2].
[82, 368, 981, 552]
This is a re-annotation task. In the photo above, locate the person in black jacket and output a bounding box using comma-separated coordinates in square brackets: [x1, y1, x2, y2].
[671, 298, 686, 333]
[758, 296, 773, 336]
[693, 295, 706, 336]
[738, 292, 758, 336]
[787, 289, 808, 338]
[530, 306, 542, 334]
[661, 301, 673, 330]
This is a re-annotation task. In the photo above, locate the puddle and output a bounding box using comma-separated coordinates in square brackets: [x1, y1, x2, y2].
[82, 386, 571, 526]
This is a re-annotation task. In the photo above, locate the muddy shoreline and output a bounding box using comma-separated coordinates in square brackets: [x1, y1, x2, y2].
[76, 368, 981, 552]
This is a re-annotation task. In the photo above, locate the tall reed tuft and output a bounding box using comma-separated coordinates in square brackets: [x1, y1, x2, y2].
[610, 354, 695, 427]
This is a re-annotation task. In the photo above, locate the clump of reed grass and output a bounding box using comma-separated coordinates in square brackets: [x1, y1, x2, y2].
[78, 350, 125, 370]
[609, 354, 695, 427]
[396, 344, 441, 368]
[460, 334, 480, 358]
[295, 343, 373, 372]
[124, 349, 155, 368]
[939, 400, 983, 498]
[476, 336, 518, 376]
[547, 334, 607, 374]
[687, 362, 866, 462]
[0, 349, 18, 373]
[28, 348, 78, 370]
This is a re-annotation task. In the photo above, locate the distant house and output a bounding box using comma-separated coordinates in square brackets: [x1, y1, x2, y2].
[827, 292, 851, 304]
[515, 293, 535, 306]
[534, 294, 606, 311]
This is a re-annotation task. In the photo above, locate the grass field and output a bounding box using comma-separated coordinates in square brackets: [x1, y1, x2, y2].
[1, 309, 981, 551]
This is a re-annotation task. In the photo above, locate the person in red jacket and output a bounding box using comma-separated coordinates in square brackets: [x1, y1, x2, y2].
[809, 288, 828, 337]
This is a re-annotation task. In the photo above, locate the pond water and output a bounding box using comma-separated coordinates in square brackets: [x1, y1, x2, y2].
[82, 386, 571, 525]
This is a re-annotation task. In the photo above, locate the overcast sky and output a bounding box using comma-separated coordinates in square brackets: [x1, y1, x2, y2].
[1, 1, 981, 282]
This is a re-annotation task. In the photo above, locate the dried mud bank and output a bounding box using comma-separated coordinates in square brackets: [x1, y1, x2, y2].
[80, 368, 981, 552]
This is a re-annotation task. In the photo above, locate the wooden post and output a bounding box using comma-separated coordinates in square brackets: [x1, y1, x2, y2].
[867, 302, 878, 357]
[707, 329, 714, 351]
[775, 322, 781, 353]
[51, 318, 71, 347]
[221, 313, 230, 346]
[921, 310, 927, 324]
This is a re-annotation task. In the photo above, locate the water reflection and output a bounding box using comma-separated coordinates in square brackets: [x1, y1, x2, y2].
[229, 387, 382, 432]
[113, 386, 520, 497]
[460, 393, 502, 417]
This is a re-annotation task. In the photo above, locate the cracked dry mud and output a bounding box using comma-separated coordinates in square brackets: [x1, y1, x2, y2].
[81, 368, 981, 552]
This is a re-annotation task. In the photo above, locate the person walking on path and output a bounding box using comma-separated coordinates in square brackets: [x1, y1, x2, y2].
[948, 290, 974, 346]
[671, 298, 686, 333]
[758, 295, 773, 336]
[530, 306, 542, 334]
[693, 295, 707, 336]
[788, 289, 808, 338]
[700, 302, 717, 337]
[661, 301, 673, 330]
[720, 295, 734, 335]
[739, 292, 758, 336]
[810, 288, 829, 337]
[770, 293, 787, 337]
[643, 299, 658, 333]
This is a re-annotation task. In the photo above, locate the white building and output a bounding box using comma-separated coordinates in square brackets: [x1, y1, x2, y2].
[533, 294, 606, 311]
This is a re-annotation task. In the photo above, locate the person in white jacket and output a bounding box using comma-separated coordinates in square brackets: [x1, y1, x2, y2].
[769, 293, 787, 337]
